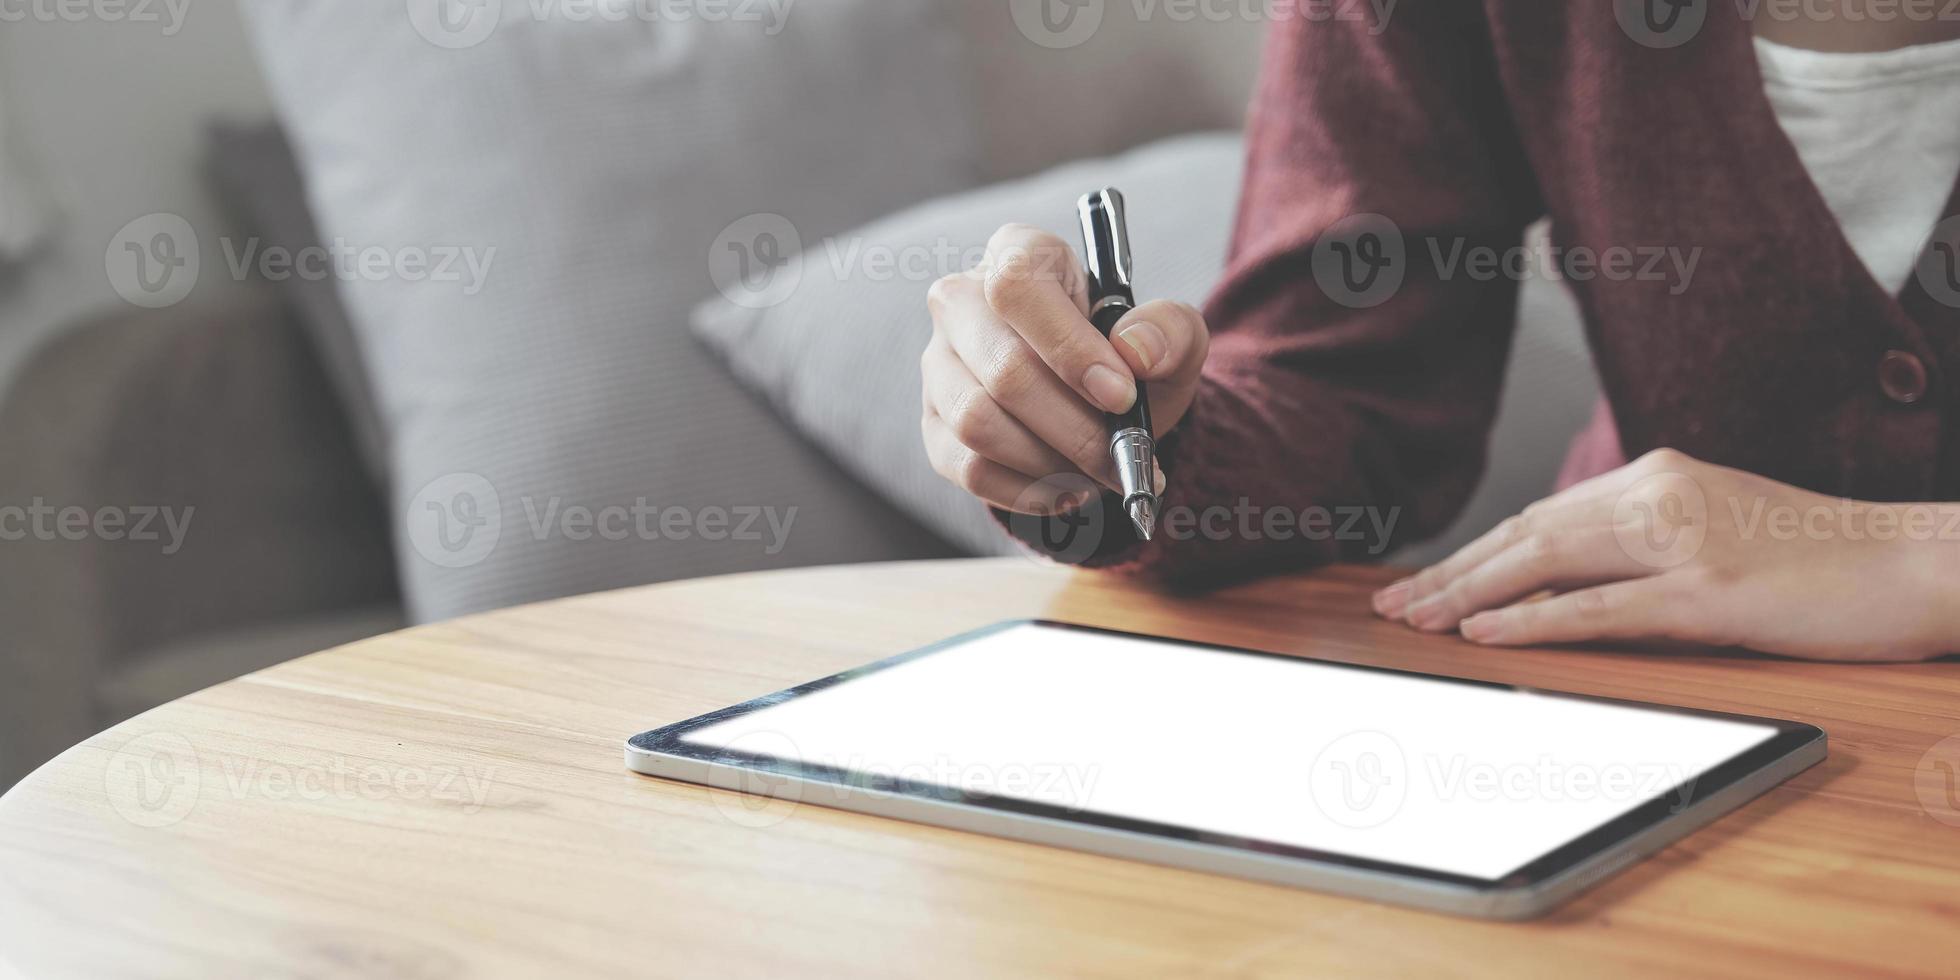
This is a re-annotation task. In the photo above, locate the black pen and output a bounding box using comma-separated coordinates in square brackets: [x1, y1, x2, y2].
[1077, 188, 1159, 540]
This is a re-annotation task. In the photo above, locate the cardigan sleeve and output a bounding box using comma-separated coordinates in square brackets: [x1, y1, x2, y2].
[993, 6, 1546, 585]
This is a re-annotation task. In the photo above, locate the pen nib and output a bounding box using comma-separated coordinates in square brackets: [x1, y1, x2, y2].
[1127, 498, 1157, 541]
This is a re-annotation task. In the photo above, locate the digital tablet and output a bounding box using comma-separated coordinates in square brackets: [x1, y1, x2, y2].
[624, 620, 1824, 919]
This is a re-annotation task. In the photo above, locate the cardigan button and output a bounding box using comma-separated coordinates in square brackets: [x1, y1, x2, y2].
[1878, 350, 1928, 405]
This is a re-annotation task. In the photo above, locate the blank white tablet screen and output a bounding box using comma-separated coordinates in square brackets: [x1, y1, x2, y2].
[680, 623, 1777, 880]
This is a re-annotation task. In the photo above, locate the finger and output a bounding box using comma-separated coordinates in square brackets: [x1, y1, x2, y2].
[922, 410, 1075, 514]
[1375, 471, 1650, 620]
[1107, 299, 1211, 385]
[1458, 576, 1695, 647]
[1401, 525, 1656, 633]
[981, 224, 1138, 415]
[920, 339, 1079, 482]
[934, 276, 1119, 489]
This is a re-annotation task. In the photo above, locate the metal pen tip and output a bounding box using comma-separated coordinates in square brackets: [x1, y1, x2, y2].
[1127, 497, 1157, 541]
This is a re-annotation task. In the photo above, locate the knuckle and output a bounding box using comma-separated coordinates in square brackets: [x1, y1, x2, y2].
[985, 222, 1038, 254]
[1574, 588, 1613, 619]
[1065, 424, 1108, 473]
[1521, 530, 1563, 567]
[1498, 514, 1532, 546]
[974, 342, 1041, 405]
[982, 260, 1035, 315]
[952, 447, 991, 490]
[983, 233, 1073, 316]
[1687, 562, 1741, 592]
[1638, 447, 1689, 472]
[945, 388, 1001, 450]
[925, 273, 969, 315]
[1640, 471, 1701, 504]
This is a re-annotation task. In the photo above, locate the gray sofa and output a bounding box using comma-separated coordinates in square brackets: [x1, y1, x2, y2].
[0, 11, 1599, 789]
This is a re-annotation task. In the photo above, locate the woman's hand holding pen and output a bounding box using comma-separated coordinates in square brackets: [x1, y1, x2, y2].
[921, 223, 1210, 514]
[1374, 449, 1959, 662]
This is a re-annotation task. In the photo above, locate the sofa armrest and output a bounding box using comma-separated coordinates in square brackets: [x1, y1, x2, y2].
[0, 292, 398, 784]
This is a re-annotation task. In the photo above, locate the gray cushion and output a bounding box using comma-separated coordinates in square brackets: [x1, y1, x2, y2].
[241, 3, 976, 620]
[953, 4, 1262, 183]
[692, 133, 1246, 556]
[207, 123, 388, 483]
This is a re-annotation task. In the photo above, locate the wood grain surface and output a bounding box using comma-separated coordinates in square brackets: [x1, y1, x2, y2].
[1, 558, 1956, 978]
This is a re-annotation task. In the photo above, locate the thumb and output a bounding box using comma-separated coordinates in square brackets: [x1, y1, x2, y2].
[1108, 299, 1209, 384]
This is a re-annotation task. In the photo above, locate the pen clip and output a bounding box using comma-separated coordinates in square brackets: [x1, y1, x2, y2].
[1077, 187, 1134, 312]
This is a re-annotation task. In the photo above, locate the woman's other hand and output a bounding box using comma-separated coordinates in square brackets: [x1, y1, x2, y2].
[1374, 449, 1958, 662]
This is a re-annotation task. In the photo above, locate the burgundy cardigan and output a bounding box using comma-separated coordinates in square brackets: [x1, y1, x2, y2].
[999, 4, 1960, 582]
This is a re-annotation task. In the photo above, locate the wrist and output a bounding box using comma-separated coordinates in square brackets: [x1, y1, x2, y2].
[1902, 504, 1960, 656]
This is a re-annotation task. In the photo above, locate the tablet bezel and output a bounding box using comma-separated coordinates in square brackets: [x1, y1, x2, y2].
[626, 619, 1824, 906]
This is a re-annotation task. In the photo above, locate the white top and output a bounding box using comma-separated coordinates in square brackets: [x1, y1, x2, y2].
[1755, 35, 1960, 296]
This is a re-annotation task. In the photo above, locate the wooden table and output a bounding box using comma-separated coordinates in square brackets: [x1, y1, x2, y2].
[2, 559, 1956, 978]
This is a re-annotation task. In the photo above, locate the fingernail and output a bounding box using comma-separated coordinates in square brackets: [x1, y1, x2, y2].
[1083, 364, 1137, 414]
[1460, 613, 1502, 643]
[1116, 321, 1169, 374]
[1153, 469, 1166, 496]
[1372, 580, 1412, 618]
